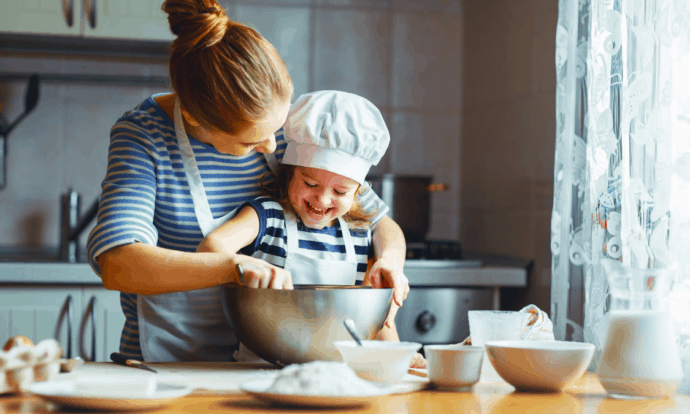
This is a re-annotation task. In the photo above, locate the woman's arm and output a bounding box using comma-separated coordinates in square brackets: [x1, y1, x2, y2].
[100, 205, 292, 293]
[98, 243, 242, 294]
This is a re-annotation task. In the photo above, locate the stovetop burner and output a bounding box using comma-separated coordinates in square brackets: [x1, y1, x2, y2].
[406, 240, 462, 260]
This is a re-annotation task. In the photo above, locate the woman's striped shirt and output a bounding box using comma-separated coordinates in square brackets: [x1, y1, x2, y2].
[85, 95, 389, 360]
[240, 196, 372, 280]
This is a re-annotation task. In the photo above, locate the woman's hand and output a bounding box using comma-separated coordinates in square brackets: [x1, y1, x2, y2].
[410, 353, 427, 369]
[233, 256, 293, 289]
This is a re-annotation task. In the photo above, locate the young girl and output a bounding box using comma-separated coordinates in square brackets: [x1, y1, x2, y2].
[198, 90, 425, 367]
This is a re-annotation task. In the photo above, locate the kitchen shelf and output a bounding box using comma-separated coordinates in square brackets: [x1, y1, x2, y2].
[0, 33, 171, 59]
[0, 71, 170, 87]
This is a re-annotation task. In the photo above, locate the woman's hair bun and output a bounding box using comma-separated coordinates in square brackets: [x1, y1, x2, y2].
[162, 0, 229, 51]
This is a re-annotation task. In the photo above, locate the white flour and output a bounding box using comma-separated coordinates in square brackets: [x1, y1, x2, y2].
[266, 361, 381, 396]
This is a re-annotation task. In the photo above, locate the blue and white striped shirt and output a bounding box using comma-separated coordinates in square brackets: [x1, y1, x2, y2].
[86, 95, 388, 360]
[241, 196, 372, 279]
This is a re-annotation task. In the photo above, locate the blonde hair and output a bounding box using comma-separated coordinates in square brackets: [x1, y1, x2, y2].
[260, 166, 379, 230]
[162, 0, 293, 134]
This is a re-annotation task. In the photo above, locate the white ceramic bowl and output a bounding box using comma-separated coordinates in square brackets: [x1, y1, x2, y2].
[424, 344, 484, 390]
[485, 340, 595, 392]
[334, 340, 422, 383]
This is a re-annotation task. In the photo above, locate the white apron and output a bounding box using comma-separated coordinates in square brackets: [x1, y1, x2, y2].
[137, 98, 278, 362]
[234, 209, 359, 361]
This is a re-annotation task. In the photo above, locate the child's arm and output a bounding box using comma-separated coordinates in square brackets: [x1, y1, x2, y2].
[366, 259, 427, 368]
[197, 205, 293, 289]
[364, 257, 401, 336]
[197, 205, 260, 254]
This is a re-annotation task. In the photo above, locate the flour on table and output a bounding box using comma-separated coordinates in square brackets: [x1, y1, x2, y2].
[266, 361, 381, 396]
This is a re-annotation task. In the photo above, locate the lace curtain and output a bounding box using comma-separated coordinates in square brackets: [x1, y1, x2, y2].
[551, 0, 690, 377]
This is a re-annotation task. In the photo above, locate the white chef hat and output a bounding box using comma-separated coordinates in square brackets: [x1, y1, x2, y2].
[281, 90, 390, 185]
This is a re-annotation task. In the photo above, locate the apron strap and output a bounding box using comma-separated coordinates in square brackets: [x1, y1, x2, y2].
[174, 98, 215, 235]
[337, 217, 357, 264]
[284, 210, 299, 253]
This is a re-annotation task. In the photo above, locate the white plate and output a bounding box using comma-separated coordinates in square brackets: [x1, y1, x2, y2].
[28, 380, 193, 411]
[240, 378, 390, 408]
[240, 375, 429, 408]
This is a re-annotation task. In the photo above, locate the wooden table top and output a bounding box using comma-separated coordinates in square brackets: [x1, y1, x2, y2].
[1, 371, 688, 413]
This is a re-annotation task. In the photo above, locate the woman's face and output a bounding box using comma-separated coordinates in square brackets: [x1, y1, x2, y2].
[288, 167, 360, 229]
[184, 100, 291, 156]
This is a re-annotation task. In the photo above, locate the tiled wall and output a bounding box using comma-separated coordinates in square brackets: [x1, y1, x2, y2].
[460, 0, 557, 312]
[0, 0, 462, 252]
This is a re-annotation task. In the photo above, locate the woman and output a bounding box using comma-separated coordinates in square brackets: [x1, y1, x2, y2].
[86, 0, 409, 363]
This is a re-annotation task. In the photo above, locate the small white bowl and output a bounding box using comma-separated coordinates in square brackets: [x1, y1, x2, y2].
[334, 340, 422, 383]
[424, 344, 484, 390]
[485, 340, 595, 392]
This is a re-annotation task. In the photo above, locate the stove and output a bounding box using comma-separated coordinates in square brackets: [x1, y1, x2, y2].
[396, 240, 529, 347]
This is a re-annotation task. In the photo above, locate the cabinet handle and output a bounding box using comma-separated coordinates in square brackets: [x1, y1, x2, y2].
[53, 295, 73, 359]
[79, 296, 97, 361]
[60, 0, 74, 28]
[84, 0, 97, 29]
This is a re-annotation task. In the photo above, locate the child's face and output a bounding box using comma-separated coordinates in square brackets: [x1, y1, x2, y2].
[288, 166, 360, 229]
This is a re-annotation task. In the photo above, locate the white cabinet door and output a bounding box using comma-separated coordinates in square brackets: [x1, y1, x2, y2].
[0, 0, 82, 36]
[0, 286, 82, 359]
[83, 0, 173, 41]
[79, 287, 125, 362]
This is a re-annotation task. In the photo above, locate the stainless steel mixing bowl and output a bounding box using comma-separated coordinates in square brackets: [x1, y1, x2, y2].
[221, 285, 394, 366]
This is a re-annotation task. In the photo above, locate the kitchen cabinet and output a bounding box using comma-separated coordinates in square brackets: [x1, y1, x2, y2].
[0, 286, 82, 358]
[0, 0, 173, 42]
[78, 287, 126, 362]
[0, 1, 82, 36]
[0, 284, 123, 362]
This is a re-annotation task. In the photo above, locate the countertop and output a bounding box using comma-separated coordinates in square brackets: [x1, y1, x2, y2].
[0, 363, 687, 413]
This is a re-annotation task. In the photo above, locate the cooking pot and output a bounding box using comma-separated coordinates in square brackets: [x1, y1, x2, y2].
[367, 175, 448, 241]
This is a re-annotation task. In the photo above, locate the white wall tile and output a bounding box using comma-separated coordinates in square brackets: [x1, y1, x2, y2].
[389, 0, 461, 14]
[391, 11, 461, 111]
[315, 0, 388, 10]
[1, 82, 64, 204]
[234, 5, 311, 100]
[60, 84, 150, 247]
[390, 111, 461, 240]
[235, 0, 312, 7]
[312, 9, 391, 107]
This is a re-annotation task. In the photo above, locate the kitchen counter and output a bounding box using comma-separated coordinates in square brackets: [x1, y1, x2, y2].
[0, 262, 102, 284]
[1, 363, 688, 413]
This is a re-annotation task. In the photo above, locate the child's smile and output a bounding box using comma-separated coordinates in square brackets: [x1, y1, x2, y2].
[288, 167, 360, 229]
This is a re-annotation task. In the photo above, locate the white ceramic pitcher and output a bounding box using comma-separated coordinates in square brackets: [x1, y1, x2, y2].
[597, 259, 684, 399]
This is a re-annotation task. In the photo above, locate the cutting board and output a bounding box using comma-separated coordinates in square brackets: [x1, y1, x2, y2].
[53, 362, 429, 395]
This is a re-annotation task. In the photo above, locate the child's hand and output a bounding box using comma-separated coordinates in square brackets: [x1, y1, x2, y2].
[410, 352, 426, 368]
[234, 256, 293, 289]
[365, 257, 410, 311]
